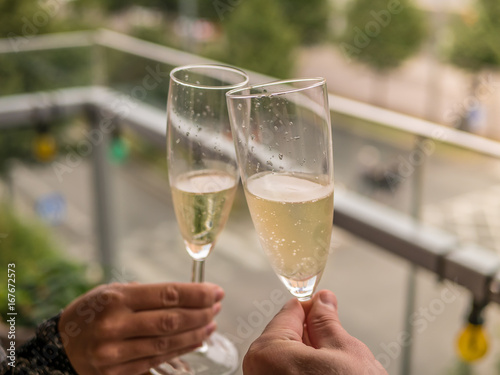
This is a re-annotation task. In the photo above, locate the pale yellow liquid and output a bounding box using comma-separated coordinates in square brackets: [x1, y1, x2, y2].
[245, 172, 334, 281]
[171, 169, 237, 259]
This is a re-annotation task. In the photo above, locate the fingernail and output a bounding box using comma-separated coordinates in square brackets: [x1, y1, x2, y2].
[213, 302, 222, 315]
[319, 291, 337, 308]
[214, 287, 225, 301]
[206, 322, 217, 336]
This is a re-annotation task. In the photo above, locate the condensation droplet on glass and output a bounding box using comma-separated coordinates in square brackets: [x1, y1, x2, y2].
[237, 103, 243, 110]
[266, 161, 273, 166]
[251, 134, 255, 140]
[255, 102, 261, 108]
[175, 138, 180, 144]
[278, 154, 283, 160]
[274, 126, 278, 131]
[289, 122, 293, 126]
[196, 81, 200, 84]
[186, 132, 190, 136]
[293, 136, 300, 140]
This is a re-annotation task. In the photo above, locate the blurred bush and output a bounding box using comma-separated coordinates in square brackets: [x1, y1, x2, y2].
[0, 205, 98, 328]
[341, 0, 427, 72]
[219, 0, 299, 78]
[448, 0, 500, 72]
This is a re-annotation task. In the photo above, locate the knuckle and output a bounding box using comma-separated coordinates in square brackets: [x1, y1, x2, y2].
[154, 337, 171, 353]
[96, 319, 119, 338]
[159, 312, 181, 333]
[98, 286, 125, 306]
[91, 344, 119, 364]
[100, 367, 119, 375]
[160, 285, 180, 307]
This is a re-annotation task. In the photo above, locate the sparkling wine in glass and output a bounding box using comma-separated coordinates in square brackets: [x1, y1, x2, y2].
[227, 78, 334, 301]
[152, 64, 249, 375]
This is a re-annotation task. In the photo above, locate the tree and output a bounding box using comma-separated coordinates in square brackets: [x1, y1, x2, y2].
[449, 0, 500, 72]
[341, 0, 426, 71]
[448, 0, 500, 131]
[277, 0, 331, 44]
[221, 0, 299, 78]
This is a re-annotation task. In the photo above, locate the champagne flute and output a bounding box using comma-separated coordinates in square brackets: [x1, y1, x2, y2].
[153, 64, 248, 375]
[226, 78, 334, 301]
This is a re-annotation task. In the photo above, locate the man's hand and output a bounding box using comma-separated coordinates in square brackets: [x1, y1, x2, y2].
[59, 282, 224, 375]
[243, 290, 387, 375]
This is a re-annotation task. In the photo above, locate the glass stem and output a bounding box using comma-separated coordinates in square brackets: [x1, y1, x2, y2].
[192, 259, 205, 283]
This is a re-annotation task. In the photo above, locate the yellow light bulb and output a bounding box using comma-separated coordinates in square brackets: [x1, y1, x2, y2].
[457, 323, 488, 362]
[34, 134, 57, 162]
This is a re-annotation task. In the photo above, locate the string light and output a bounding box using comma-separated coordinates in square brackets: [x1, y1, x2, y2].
[456, 301, 489, 362]
[33, 123, 57, 162]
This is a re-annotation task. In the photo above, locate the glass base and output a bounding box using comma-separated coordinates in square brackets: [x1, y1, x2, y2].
[278, 274, 320, 301]
[150, 332, 238, 375]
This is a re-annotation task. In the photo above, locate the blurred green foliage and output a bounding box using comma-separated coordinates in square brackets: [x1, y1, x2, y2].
[341, 0, 427, 72]
[0, 205, 98, 328]
[220, 0, 299, 78]
[277, 0, 331, 45]
[448, 0, 500, 72]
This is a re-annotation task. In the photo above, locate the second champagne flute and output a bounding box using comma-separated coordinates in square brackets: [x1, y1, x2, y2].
[227, 78, 334, 302]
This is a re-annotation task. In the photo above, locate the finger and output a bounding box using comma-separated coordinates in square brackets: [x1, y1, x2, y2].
[94, 323, 216, 367]
[123, 282, 224, 311]
[306, 290, 352, 349]
[120, 303, 221, 338]
[260, 298, 304, 342]
[100, 342, 204, 375]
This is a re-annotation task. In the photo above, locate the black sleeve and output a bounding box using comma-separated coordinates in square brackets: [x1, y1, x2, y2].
[0, 314, 77, 375]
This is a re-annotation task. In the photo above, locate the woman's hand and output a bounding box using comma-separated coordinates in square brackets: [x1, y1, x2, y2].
[59, 282, 224, 375]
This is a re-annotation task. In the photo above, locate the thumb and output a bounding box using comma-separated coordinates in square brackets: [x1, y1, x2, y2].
[260, 297, 305, 342]
[306, 290, 352, 349]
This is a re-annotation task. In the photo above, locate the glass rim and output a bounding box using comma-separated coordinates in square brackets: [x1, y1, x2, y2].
[170, 64, 249, 90]
[226, 77, 326, 99]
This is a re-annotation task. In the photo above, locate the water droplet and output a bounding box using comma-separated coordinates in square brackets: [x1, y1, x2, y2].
[255, 102, 261, 108]
[293, 136, 300, 140]
[196, 80, 200, 84]
[274, 126, 278, 131]
[279, 154, 283, 160]
[237, 103, 243, 110]
[251, 134, 255, 140]
[186, 132, 190, 136]
[289, 122, 293, 126]
[175, 138, 180, 144]
[266, 161, 273, 166]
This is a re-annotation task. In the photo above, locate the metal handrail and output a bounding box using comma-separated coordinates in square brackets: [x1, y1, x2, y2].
[2, 29, 499, 158]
